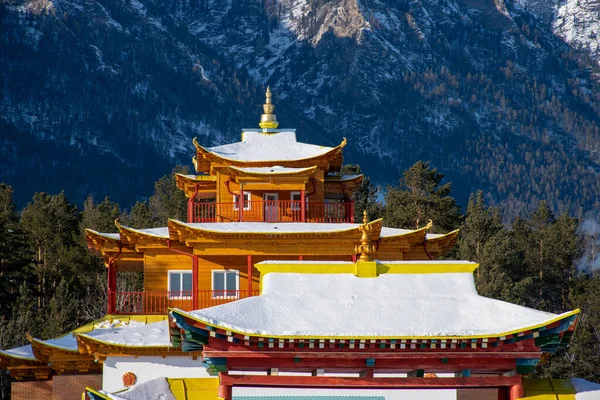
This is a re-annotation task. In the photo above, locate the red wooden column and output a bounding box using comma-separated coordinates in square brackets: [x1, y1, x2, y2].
[238, 184, 244, 222]
[192, 255, 199, 310]
[299, 255, 303, 261]
[107, 260, 117, 314]
[218, 373, 232, 400]
[352, 254, 357, 263]
[300, 189, 306, 222]
[187, 184, 199, 223]
[510, 382, 524, 400]
[247, 255, 252, 294]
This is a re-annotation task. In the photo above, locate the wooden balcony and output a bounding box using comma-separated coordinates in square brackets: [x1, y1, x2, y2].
[113, 290, 260, 314]
[189, 200, 354, 223]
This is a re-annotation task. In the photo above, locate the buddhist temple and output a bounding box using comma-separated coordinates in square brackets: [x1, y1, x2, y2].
[0, 89, 584, 400]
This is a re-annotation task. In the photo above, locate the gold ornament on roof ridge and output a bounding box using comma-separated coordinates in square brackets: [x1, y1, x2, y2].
[355, 210, 376, 262]
[259, 86, 279, 129]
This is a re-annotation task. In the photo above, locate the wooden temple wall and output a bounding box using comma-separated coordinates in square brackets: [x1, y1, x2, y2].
[143, 252, 192, 292]
[142, 253, 358, 293]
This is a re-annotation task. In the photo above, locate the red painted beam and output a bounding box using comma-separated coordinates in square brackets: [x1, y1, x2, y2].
[226, 358, 516, 373]
[220, 374, 522, 388]
[202, 347, 541, 360]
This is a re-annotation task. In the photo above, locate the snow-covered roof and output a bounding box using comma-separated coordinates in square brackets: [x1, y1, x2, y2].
[30, 319, 169, 352]
[178, 272, 576, 338]
[230, 166, 316, 174]
[87, 230, 121, 241]
[121, 226, 169, 239]
[380, 227, 414, 237]
[79, 321, 170, 347]
[203, 131, 340, 162]
[0, 345, 36, 361]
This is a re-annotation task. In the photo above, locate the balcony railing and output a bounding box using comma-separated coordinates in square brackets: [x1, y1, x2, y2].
[190, 200, 354, 223]
[114, 290, 260, 314]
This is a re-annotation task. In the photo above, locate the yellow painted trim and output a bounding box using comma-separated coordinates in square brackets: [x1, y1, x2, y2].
[167, 377, 219, 389]
[118, 224, 168, 240]
[172, 306, 579, 341]
[378, 262, 479, 274]
[522, 379, 577, 399]
[255, 261, 479, 292]
[426, 229, 461, 240]
[85, 229, 120, 242]
[85, 387, 111, 400]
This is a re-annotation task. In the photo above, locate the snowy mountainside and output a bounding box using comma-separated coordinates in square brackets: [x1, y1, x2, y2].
[517, 0, 600, 66]
[1, 0, 600, 218]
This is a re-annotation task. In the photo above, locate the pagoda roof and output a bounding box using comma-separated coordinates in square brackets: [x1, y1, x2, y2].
[194, 131, 346, 166]
[0, 345, 38, 363]
[325, 173, 364, 182]
[86, 221, 459, 259]
[172, 262, 579, 340]
[23, 315, 171, 359]
[167, 220, 383, 241]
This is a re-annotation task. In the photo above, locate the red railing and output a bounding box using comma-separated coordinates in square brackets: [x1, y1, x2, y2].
[191, 200, 354, 223]
[115, 290, 260, 314]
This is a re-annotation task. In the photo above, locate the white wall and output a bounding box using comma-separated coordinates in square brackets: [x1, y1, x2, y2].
[102, 356, 211, 392]
[234, 387, 457, 400]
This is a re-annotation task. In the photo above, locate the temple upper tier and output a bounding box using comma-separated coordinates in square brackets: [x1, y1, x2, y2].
[180, 89, 357, 224]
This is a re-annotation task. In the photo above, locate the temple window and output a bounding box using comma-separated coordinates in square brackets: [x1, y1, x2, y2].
[168, 271, 192, 298]
[233, 192, 251, 210]
[212, 270, 239, 298]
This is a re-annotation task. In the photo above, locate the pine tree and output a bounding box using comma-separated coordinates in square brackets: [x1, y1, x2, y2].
[340, 164, 384, 222]
[82, 196, 121, 232]
[0, 184, 32, 314]
[458, 190, 503, 264]
[149, 165, 189, 223]
[123, 200, 156, 228]
[385, 161, 462, 232]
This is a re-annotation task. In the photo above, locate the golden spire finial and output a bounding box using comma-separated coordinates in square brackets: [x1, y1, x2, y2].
[355, 210, 376, 262]
[259, 86, 279, 129]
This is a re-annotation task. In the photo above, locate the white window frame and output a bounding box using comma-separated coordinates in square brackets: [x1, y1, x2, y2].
[233, 191, 251, 211]
[290, 191, 308, 211]
[212, 270, 240, 299]
[167, 270, 193, 299]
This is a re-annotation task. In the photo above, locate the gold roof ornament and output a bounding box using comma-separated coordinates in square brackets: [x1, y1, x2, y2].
[355, 210, 376, 262]
[259, 86, 279, 129]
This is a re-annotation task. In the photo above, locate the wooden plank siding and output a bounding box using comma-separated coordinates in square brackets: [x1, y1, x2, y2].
[142, 253, 357, 293]
[143, 252, 193, 292]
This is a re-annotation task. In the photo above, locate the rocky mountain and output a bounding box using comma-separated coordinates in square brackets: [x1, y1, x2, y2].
[1, 0, 600, 218]
[516, 0, 600, 67]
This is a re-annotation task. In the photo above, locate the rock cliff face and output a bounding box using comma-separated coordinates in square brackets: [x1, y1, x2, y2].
[517, 0, 600, 66]
[1, 0, 600, 217]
